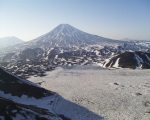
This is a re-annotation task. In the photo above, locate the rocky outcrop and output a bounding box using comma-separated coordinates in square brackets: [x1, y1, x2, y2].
[104, 51, 150, 69]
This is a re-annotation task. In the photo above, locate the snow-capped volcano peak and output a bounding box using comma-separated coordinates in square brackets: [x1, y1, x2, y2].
[53, 24, 78, 32]
[49, 24, 84, 37]
[29, 24, 123, 48]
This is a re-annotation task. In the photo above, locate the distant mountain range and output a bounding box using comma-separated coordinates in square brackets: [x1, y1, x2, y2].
[0, 24, 150, 74]
[1, 24, 150, 52]
[0, 36, 24, 49]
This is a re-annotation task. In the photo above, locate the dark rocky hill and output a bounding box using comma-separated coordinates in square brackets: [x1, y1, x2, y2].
[104, 51, 150, 69]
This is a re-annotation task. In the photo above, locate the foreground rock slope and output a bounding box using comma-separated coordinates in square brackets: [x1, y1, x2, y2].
[0, 67, 103, 120]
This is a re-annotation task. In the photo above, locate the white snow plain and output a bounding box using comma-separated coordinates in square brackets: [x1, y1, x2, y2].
[29, 66, 150, 120]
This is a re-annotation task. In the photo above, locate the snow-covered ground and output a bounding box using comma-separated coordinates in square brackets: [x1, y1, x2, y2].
[29, 66, 150, 120]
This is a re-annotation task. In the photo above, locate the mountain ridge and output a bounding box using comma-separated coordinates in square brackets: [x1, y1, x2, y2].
[0, 36, 24, 49]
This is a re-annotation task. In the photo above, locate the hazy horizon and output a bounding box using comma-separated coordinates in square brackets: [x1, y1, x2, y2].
[0, 0, 150, 41]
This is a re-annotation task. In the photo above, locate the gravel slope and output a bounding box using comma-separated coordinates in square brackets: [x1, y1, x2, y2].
[29, 67, 150, 120]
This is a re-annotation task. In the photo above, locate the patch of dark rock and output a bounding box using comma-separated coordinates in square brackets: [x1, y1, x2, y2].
[36, 81, 45, 85]
[135, 93, 142, 96]
[145, 111, 150, 114]
[0, 67, 53, 98]
[0, 97, 58, 120]
[114, 82, 119, 85]
[59, 114, 71, 120]
[105, 51, 150, 69]
[143, 101, 150, 107]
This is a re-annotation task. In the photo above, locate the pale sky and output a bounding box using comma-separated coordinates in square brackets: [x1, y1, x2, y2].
[0, 0, 150, 41]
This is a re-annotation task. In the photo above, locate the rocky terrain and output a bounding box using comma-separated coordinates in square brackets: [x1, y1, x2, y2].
[0, 24, 150, 78]
[103, 51, 150, 69]
[0, 67, 63, 120]
[0, 67, 103, 120]
[0, 24, 150, 120]
[0, 45, 120, 79]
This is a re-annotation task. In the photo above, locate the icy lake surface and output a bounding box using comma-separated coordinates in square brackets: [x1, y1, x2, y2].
[29, 66, 150, 120]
